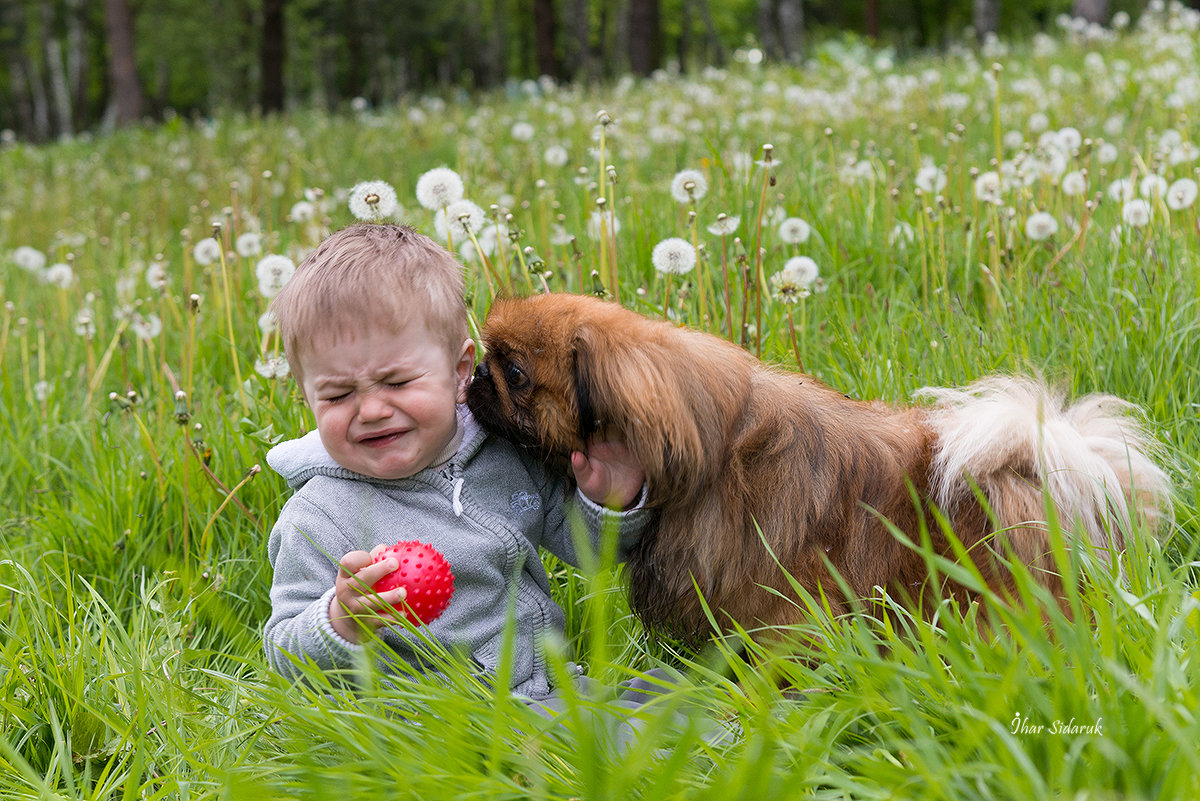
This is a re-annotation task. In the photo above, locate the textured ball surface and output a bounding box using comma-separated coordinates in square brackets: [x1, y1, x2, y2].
[372, 540, 455, 625]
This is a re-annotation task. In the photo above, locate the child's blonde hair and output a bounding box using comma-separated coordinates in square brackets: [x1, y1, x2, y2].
[271, 223, 469, 387]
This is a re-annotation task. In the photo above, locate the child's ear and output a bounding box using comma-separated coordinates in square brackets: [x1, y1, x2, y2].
[455, 338, 477, 402]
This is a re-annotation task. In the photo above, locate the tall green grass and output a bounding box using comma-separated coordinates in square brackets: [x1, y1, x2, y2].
[2, 9, 1199, 799]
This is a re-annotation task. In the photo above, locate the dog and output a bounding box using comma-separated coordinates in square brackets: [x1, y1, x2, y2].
[466, 293, 1170, 642]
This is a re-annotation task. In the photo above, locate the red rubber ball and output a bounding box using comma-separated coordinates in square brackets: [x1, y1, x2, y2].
[371, 540, 455, 625]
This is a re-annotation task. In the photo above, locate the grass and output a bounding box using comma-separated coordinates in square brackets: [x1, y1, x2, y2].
[3, 7, 1200, 799]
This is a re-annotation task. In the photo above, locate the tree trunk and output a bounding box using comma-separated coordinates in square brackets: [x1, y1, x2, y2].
[41, 1, 73, 136]
[776, 0, 803, 62]
[102, 0, 144, 126]
[627, 0, 659, 75]
[865, 0, 880, 39]
[972, 0, 999, 40]
[566, 0, 595, 81]
[757, 0, 780, 59]
[1071, 0, 1108, 23]
[260, 0, 286, 112]
[694, 0, 725, 65]
[532, 0, 559, 78]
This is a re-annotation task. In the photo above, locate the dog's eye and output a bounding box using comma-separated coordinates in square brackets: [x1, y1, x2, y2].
[504, 362, 528, 389]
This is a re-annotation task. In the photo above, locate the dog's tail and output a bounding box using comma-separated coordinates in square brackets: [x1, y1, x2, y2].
[916, 376, 1171, 567]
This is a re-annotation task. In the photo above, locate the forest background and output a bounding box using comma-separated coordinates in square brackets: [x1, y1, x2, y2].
[0, 0, 1174, 143]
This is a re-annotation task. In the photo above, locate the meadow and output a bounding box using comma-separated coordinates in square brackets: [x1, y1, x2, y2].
[3, 4, 1200, 799]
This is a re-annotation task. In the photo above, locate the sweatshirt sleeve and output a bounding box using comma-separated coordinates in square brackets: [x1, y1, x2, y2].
[538, 478, 652, 568]
[262, 491, 365, 678]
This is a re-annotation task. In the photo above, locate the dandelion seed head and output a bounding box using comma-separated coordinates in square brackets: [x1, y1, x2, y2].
[290, 200, 316, 223]
[236, 231, 264, 258]
[915, 165, 947, 194]
[1139, 174, 1168, 198]
[416, 167, 465, 210]
[434, 198, 486, 242]
[781, 255, 820, 287]
[1166, 177, 1198, 210]
[13, 246, 46, 273]
[193, 237, 221, 266]
[131, 313, 163, 341]
[511, 121, 535, 142]
[1025, 211, 1059, 241]
[707, 214, 741, 236]
[254, 356, 291, 379]
[778, 216, 812, 244]
[651, 237, 697, 275]
[670, 169, 708, 203]
[42, 263, 75, 289]
[348, 180, 399, 222]
[145, 260, 168, 290]
[586, 210, 620, 240]
[974, 171, 1004, 204]
[1061, 170, 1088, 196]
[544, 144, 569, 167]
[1121, 198, 1152, 227]
[255, 254, 296, 298]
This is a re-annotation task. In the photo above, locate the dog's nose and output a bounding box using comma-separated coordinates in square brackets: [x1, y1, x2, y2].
[475, 362, 490, 378]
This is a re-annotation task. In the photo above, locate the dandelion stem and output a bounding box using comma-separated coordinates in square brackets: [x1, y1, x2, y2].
[786, 306, 804, 372]
[198, 465, 261, 563]
[752, 167, 770, 357]
[720, 234, 734, 341]
[216, 245, 249, 418]
[85, 319, 130, 409]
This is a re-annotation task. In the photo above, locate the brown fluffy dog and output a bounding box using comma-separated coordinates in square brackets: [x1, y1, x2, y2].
[466, 293, 1170, 642]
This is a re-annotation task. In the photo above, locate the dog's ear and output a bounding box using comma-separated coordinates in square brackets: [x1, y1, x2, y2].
[572, 323, 751, 504]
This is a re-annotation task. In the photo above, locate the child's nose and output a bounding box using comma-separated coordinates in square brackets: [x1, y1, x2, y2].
[357, 391, 393, 421]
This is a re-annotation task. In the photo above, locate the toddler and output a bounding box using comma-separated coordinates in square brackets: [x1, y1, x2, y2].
[262, 223, 647, 700]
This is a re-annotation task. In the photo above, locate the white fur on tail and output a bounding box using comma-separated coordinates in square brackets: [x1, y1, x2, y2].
[916, 376, 1171, 559]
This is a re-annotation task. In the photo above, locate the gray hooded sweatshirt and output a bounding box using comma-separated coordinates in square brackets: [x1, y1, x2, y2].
[263, 406, 650, 698]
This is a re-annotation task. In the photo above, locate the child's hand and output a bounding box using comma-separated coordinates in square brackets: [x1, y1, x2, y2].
[328, 546, 409, 643]
[571, 438, 645, 510]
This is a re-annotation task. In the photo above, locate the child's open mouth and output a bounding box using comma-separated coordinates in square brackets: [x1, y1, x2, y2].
[360, 430, 406, 447]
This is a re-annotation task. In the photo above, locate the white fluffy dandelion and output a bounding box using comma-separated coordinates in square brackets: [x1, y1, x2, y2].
[1166, 178, 1198, 210]
[781, 255, 819, 287]
[193, 237, 222, 266]
[236, 231, 264, 258]
[669, 169, 708, 203]
[258, 310, 279, 335]
[348, 180, 398, 222]
[889, 222, 916, 247]
[145, 260, 168, 291]
[544, 144, 569, 167]
[706, 214, 741, 236]
[778, 216, 812, 244]
[41, 263, 75, 289]
[254, 356, 291, 379]
[256, 254, 296, 298]
[131, 313, 163, 341]
[290, 200, 316, 222]
[651, 238, 697, 275]
[1025, 211, 1059, 241]
[586, 210, 620, 241]
[974, 171, 1004, 204]
[434, 198, 486, 242]
[915, 165, 947, 194]
[1061, 170, 1088, 196]
[13, 246, 46, 273]
[1139, 174, 1168, 199]
[511, 121, 535, 142]
[415, 167, 465, 210]
[1121, 198, 1152, 228]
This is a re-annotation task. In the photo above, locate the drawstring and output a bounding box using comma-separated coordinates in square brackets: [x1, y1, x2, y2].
[451, 476, 464, 517]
